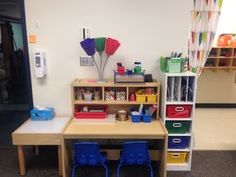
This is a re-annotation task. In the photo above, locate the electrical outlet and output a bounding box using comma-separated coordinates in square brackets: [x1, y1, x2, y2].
[80, 56, 94, 66]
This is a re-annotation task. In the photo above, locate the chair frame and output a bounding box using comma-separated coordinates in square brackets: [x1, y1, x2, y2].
[116, 141, 153, 177]
[71, 142, 108, 177]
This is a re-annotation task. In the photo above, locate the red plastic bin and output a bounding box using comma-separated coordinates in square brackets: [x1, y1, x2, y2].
[74, 105, 107, 119]
[166, 105, 192, 118]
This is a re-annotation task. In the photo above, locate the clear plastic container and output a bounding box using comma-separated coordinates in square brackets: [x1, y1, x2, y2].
[83, 93, 93, 102]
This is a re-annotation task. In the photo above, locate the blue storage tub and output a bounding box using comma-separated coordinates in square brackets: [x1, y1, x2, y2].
[131, 113, 142, 123]
[31, 108, 55, 121]
[142, 114, 152, 123]
[168, 136, 190, 149]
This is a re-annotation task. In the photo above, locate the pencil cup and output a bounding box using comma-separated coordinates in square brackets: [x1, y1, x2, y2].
[84, 93, 93, 102]
[142, 114, 152, 123]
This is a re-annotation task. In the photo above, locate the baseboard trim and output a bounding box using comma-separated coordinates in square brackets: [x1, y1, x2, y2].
[196, 103, 236, 108]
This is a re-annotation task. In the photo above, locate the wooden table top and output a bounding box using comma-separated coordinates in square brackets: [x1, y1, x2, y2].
[12, 117, 71, 134]
[64, 119, 167, 139]
[12, 117, 71, 145]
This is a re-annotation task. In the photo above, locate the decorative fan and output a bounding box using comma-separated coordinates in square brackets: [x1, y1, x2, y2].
[80, 37, 120, 81]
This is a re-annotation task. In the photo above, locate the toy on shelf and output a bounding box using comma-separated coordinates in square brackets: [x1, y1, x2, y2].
[134, 62, 142, 74]
[117, 63, 125, 75]
[114, 62, 145, 83]
[129, 93, 136, 101]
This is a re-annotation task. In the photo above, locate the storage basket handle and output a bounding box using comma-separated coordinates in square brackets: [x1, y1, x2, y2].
[175, 107, 184, 112]
[172, 138, 181, 143]
[171, 153, 181, 159]
[173, 123, 182, 128]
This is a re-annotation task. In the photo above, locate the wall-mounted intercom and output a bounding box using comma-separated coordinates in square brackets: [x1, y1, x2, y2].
[34, 51, 47, 78]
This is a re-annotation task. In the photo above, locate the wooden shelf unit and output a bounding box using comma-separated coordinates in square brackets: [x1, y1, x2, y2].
[160, 71, 197, 171]
[71, 79, 161, 120]
[204, 47, 236, 70]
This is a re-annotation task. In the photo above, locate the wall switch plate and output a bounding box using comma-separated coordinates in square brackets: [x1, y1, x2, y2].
[82, 27, 90, 39]
[80, 56, 94, 66]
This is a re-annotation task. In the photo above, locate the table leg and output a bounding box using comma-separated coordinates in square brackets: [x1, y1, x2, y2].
[58, 145, 62, 176]
[17, 145, 26, 175]
[61, 139, 69, 177]
[160, 136, 167, 177]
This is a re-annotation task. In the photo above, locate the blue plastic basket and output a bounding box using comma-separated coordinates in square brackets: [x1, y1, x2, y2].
[143, 114, 152, 123]
[30, 108, 55, 121]
[131, 113, 142, 123]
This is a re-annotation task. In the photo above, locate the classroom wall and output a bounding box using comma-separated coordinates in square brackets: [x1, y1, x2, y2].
[24, 0, 192, 115]
[197, 0, 236, 103]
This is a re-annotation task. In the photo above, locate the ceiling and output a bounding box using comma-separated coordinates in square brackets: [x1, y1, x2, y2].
[0, 0, 20, 19]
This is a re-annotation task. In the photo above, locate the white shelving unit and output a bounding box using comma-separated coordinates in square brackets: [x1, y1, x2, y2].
[160, 71, 197, 171]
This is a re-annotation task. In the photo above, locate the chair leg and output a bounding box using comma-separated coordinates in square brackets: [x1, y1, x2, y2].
[102, 165, 109, 177]
[147, 164, 154, 177]
[116, 164, 122, 177]
[70, 165, 77, 177]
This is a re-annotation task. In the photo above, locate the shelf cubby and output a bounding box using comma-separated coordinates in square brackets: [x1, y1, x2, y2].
[71, 79, 160, 120]
[161, 71, 196, 171]
[204, 47, 236, 71]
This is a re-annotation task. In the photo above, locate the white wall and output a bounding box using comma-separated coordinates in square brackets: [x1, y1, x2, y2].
[214, 0, 236, 45]
[197, 0, 236, 103]
[25, 0, 192, 115]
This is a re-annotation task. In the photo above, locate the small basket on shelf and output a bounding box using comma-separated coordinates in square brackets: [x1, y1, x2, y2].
[74, 105, 108, 119]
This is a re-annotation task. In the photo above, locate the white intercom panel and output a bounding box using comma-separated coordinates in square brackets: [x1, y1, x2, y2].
[34, 51, 47, 78]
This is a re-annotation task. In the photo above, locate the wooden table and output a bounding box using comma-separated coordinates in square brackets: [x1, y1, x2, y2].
[62, 119, 168, 177]
[12, 117, 71, 176]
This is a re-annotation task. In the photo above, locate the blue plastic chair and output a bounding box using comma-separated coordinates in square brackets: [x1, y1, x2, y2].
[117, 141, 153, 177]
[71, 142, 108, 177]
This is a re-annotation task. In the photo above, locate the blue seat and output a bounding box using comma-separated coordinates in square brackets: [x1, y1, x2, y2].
[117, 141, 153, 177]
[71, 142, 108, 177]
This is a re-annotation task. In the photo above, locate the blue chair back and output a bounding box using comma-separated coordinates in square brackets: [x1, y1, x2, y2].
[74, 142, 102, 166]
[121, 141, 150, 165]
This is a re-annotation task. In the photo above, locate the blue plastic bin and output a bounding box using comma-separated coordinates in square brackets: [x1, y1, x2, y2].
[131, 113, 142, 123]
[31, 108, 55, 121]
[168, 136, 190, 149]
[143, 114, 152, 123]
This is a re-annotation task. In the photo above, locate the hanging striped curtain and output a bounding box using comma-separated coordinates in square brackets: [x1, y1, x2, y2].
[189, 0, 223, 76]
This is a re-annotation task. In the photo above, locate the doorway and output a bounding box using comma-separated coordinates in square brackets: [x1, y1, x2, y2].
[0, 0, 33, 146]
